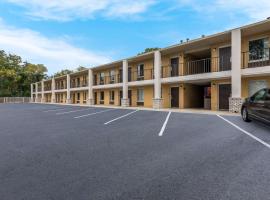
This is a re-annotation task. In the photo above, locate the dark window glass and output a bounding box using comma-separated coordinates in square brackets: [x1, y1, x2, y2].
[265, 90, 270, 101]
[137, 64, 144, 77]
[252, 89, 266, 102]
[100, 91, 104, 101]
[249, 38, 269, 61]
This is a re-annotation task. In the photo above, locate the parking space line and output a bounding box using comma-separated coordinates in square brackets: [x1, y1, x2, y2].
[216, 115, 270, 149]
[56, 108, 93, 115]
[158, 112, 172, 137]
[74, 109, 114, 119]
[104, 110, 139, 125]
[43, 108, 70, 112]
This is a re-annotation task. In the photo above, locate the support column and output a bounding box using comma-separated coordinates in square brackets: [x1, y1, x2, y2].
[30, 84, 34, 102]
[35, 83, 38, 103]
[66, 74, 71, 104]
[121, 59, 129, 107]
[230, 29, 243, 113]
[41, 80, 45, 103]
[153, 51, 163, 109]
[51, 77, 56, 103]
[87, 69, 94, 105]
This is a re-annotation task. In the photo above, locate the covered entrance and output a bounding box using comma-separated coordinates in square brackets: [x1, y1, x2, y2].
[184, 82, 211, 110]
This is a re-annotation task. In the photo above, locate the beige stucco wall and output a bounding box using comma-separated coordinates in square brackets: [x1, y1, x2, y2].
[242, 76, 270, 98]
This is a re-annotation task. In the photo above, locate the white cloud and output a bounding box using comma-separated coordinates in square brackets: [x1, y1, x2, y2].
[216, 0, 270, 20]
[177, 0, 270, 20]
[5, 0, 156, 21]
[0, 19, 111, 74]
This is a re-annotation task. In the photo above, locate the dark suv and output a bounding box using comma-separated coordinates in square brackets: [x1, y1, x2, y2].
[241, 88, 270, 124]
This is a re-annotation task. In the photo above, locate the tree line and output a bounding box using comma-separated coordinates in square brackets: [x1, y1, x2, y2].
[0, 50, 88, 97]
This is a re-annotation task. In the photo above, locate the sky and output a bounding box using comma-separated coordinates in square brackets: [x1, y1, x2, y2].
[0, 0, 269, 75]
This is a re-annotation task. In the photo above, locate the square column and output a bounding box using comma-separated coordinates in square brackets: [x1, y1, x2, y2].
[230, 29, 243, 113]
[41, 80, 45, 103]
[121, 59, 130, 107]
[35, 83, 38, 103]
[66, 74, 71, 104]
[87, 69, 94, 105]
[30, 84, 34, 102]
[51, 77, 56, 103]
[153, 51, 163, 109]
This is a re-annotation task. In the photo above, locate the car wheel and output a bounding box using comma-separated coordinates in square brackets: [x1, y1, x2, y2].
[242, 107, 251, 122]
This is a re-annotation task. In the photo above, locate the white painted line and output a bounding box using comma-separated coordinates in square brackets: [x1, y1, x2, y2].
[74, 109, 114, 119]
[43, 108, 69, 112]
[56, 108, 92, 115]
[104, 110, 139, 125]
[158, 112, 172, 137]
[216, 115, 270, 149]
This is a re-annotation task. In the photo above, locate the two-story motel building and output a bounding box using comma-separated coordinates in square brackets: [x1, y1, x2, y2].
[31, 19, 270, 113]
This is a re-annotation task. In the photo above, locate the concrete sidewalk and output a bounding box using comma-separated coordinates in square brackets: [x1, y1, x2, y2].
[32, 102, 240, 116]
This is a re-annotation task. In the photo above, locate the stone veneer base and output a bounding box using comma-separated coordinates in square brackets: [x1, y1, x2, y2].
[121, 98, 130, 107]
[229, 97, 244, 113]
[152, 98, 163, 109]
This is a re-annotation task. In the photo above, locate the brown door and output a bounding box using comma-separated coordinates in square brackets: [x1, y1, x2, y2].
[94, 92, 97, 104]
[219, 84, 231, 110]
[171, 87, 179, 108]
[119, 91, 122, 106]
[128, 90, 132, 106]
[171, 58, 179, 77]
[219, 47, 231, 71]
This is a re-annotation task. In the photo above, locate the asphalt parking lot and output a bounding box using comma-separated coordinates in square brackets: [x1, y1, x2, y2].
[0, 103, 269, 200]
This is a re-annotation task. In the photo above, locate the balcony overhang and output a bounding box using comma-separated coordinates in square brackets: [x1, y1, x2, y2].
[93, 83, 122, 90]
[55, 89, 67, 93]
[128, 80, 154, 87]
[161, 71, 231, 84]
[242, 65, 270, 77]
[70, 87, 88, 92]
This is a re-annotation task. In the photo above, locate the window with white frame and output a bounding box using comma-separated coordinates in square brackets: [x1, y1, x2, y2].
[249, 38, 269, 61]
[83, 92, 87, 103]
[137, 64, 144, 78]
[100, 91, 104, 104]
[137, 88, 144, 102]
[109, 90, 115, 104]
[110, 70, 115, 83]
[100, 73, 105, 84]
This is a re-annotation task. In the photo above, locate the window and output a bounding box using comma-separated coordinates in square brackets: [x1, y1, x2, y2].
[252, 89, 266, 102]
[76, 78, 80, 87]
[110, 70, 115, 83]
[137, 88, 144, 105]
[110, 91, 115, 104]
[100, 73, 105, 85]
[83, 92, 87, 103]
[249, 38, 269, 61]
[100, 91, 104, 104]
[265, 90, 270, 101]
[71, 79, 75, 88]
[137, 64, 144, 80]
[82, 76, 87, 86]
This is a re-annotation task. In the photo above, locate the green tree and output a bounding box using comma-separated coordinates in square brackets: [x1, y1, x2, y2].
[137, 48, 160, 55]
[0, 50, 48, 97]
